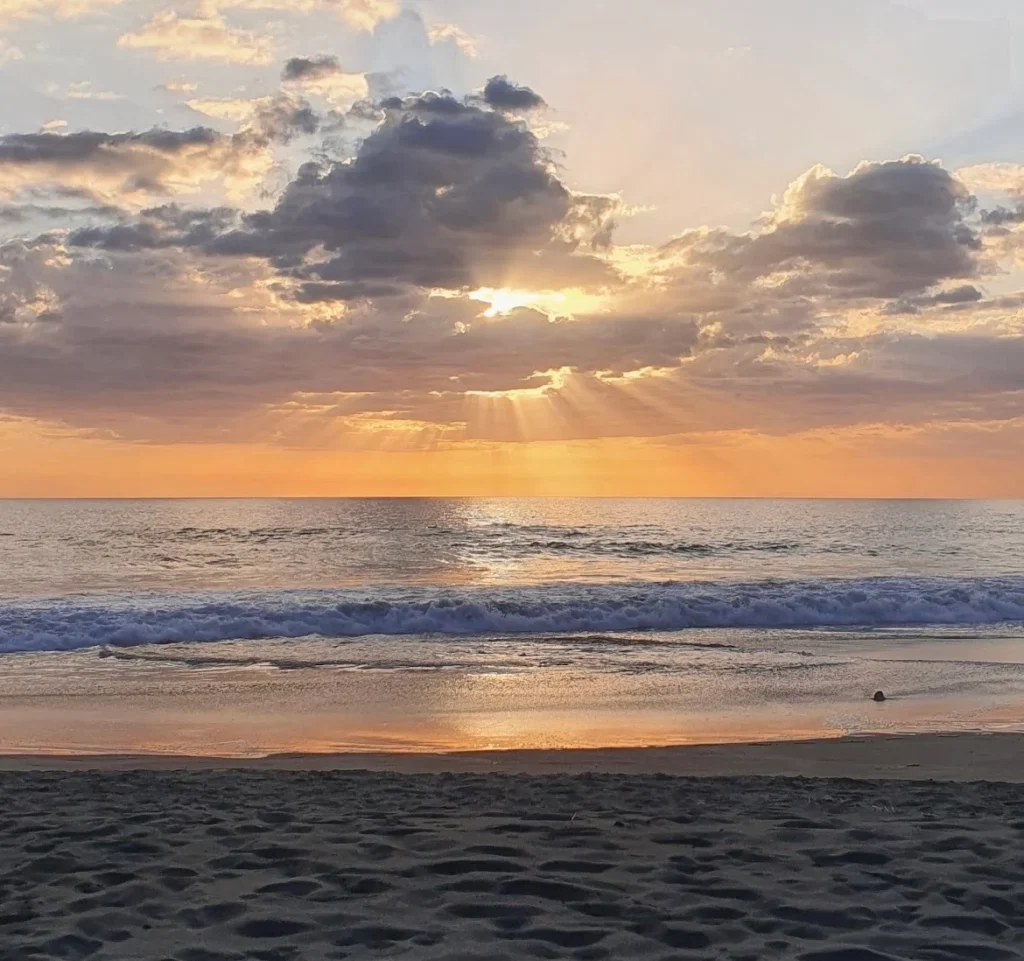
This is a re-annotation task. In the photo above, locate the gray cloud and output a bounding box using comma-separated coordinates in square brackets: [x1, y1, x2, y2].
[246, 96, 320, 144]
[0, 202, 124, 224]
[2, 76, 1020, 450]
[0, 240, 696, 441]
[481, 76, 545, 111]
[980, 205, 1024, 226]
[673, 158, 980, 303]
[68, 205, 239, 251]
[0, 121, 310, 204]
[282, 54, 343, 82]
[71, 86, 619, 298]
[0, 128, 225, 163]
[883, 283, 984, 315]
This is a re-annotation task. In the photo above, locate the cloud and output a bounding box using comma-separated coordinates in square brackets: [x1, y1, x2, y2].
[217, 0, 397, 31]
[957, 162, 1024, 194]
[2, 72, 1022, 451]
[0, 0, 121, 27]
[0, 40, 24, 64]
[117, 9, 274, 65]
[186, 94, 320, 143]
[157, 80, 199, 94]
[73, 86, 620, 299]
[663, 157, 980, 305]
[329, 0, 398, 30]
[48, 81, 124, 101]
[3, 227, 1022, 448]
[0, 201, 122, 224]
[0, 238, 698, 443]
[482, 76, 545, 112]
[427, 23, 479, 58]
[68, 204, 239, 250]
[282, 54, 340, 82]
[0, 126, 280, 205]
[280, 55, 368, 106]
[0, 245, 61, 325]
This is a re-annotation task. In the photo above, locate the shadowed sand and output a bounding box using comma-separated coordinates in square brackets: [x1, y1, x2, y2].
[3, 763, 1024, 960]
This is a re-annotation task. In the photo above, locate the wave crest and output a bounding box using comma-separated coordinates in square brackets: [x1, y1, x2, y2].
[2, 576, 1024, 654]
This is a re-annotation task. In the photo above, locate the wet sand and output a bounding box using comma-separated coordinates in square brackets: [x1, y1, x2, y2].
[2, 735, 1024, 960]
[2, 732, 1023, 780]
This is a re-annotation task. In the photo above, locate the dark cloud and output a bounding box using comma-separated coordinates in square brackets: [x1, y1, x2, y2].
[0, 128, 223, 165]
[73, 88, 619, 298]
[0, 202, 123, 224]
[883, 283, 984, 315]
[931, 284, 983, 305]
[481, 76, 545, 111]
[246, 96, 319, 144]
[0, 240, 695, 441]
[678, 158, 980, 302]
[980, 204, 1024, 226]
[282, 54, 343, 82]
[2, 72, 1018, 451]
[69, 205, 238, 251]
[0, 123, 297, 203]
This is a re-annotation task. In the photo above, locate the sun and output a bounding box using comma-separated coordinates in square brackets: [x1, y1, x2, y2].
[468, 287, 608, 318]
[469, 287, 541, 317]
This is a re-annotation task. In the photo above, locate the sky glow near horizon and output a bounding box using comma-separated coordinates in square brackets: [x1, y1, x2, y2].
[2, 0, 1024, 496]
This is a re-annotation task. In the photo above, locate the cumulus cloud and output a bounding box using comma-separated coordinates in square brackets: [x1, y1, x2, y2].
[117, 9, 274, 65]
[676, 157, 980, 302]
[72, 85, 620, 299]
[1, 72, 1022, 450]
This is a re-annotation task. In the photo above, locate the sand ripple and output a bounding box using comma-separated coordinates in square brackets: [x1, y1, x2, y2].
[1, 772, 1022, 960]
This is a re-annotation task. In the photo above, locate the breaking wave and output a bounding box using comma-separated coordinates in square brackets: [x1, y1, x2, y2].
[2, 576, 1024, 654]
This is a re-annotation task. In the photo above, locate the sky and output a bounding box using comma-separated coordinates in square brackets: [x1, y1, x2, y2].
[2, 0, 1024, 496]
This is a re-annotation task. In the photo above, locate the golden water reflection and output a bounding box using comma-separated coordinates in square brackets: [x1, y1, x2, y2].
[4, 695, 1020, 759]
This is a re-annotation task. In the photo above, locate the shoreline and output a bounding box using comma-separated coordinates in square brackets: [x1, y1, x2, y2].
[3, 731, 1022, 781]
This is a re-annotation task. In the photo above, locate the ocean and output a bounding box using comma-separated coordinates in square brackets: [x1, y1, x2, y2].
[1, 498, 1023, 755]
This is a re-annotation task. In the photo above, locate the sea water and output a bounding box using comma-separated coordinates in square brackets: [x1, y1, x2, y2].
[1, 498, 1022, 754]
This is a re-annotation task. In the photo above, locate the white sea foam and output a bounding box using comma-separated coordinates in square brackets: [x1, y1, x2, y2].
[2, 577, 1024, 654]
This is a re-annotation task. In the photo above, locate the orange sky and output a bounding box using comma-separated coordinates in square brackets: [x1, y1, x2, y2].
[3, 423, 1022, 498]
[3, 3, 1024, 497]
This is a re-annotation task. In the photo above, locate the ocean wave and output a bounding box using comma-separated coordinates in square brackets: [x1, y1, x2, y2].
[2, 576, 1024, 654]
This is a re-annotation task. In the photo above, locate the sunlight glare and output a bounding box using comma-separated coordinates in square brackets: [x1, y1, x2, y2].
[469, 287, 608, 318]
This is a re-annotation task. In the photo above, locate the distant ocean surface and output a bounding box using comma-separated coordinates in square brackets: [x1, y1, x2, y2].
[1, 499, 1023, 754]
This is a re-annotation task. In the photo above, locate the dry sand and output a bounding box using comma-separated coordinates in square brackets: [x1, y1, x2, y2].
[3, 734, 1024, 960]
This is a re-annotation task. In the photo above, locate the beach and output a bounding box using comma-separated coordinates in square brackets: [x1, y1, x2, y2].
[2, 500, 1024, 959]
[3, 735, 1023, 961]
